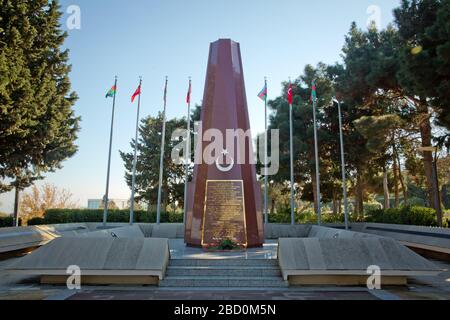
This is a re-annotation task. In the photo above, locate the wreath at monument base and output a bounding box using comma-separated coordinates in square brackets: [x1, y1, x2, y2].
[205, 239, 244, 251]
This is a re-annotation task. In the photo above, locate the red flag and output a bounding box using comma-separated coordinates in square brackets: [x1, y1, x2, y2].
[287, 82, 293, 105]
[186, 81, 192, 104]
[131, 85, 141, 103]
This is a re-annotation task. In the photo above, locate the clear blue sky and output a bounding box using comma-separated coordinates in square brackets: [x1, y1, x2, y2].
[0, 0, 400, 213]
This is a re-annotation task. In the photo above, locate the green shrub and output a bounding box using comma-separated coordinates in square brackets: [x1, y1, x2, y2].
[365, 206, 439, 227]
[404, 197, 427, 207]
[38, 209, 183, 225]
[0, 216, 22, 228]
[268, 208, 363, 225]
[27, 217, 46, 226]
[363, 202, 383, 214]
[404, 206, 438, 226]
[268, 205, 443, 227]
[15, 207, 448, 228]
[444, 210, 450, 228]
[300, 209, 319, 224]
[321, 213, 346, 223]
[268, 205, 292, 223]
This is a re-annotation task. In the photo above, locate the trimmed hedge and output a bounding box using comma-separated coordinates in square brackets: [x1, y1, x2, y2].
[268, 209, 363, 225]
[16, 207, 448, 228]
[365, 206, 442, 227]
[267, 206, 444, 227]
[26, 209, 183, 226]
[0, 216, 22, 228]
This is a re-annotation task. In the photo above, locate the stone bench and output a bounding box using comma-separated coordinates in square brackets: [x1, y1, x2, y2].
[6, 237, 170, 285]
[0, 224, 90, 254]
[351, 223, 450, 261]
[0, 223, 186, 255]
[278, 226, 440, 286]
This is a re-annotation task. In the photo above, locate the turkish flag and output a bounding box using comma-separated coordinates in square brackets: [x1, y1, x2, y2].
[287, 83, 293, 105]
[186, 82, 192, 104]
[131, 85, 141, 103]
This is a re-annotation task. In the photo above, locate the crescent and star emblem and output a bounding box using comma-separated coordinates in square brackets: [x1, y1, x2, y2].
[215, 149, 234, 172]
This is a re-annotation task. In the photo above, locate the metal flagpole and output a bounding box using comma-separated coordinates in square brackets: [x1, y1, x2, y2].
[103, 76, 118, 228]
[337, 99, 349, 230]
[156, 77, 168, 225]
[183, 78, 192, 225]
[312, 82, 321, 225]
[264, 77, 269, 225]
[289, 80, 295, 225]
[130, 77, 142, 225]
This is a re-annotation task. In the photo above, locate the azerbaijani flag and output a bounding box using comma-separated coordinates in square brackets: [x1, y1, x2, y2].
[310, 80, 317, 102]
[105, 85, 117, 98]
[258, 84, 267, 101]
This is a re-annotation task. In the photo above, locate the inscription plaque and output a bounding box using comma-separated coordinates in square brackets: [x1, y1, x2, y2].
[202, 180, 247, 247]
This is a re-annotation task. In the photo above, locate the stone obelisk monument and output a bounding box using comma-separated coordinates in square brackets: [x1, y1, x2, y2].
[185, 39, 264, 248]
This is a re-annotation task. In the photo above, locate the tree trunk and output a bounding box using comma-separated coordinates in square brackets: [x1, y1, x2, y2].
[393, 155, 400, 208]
[432, 157, 443, 227]
[311, 172, 319, 215]
[332, 189, 338, 215]
[13, 187, 20, 227]
[418, 107, 437, 210]
[394, 144, 408, 204]
[442, 184, 448, 210]
[338, 199, 342, 215]
[270, 198, 275, 215]
[383, 168, 390, 210]
[163, 185, 169, 214]
[356, 170, 364, 216]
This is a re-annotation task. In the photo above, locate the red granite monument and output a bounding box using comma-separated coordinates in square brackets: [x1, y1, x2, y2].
[185, 39, 264, 248]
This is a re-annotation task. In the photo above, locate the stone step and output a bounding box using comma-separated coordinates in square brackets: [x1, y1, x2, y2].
[159, 276, 288, 288]
[166, 266, 282, 277]
[169, 259, 279, 267]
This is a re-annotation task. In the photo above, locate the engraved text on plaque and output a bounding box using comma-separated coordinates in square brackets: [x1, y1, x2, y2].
[202, 180, 247, 247]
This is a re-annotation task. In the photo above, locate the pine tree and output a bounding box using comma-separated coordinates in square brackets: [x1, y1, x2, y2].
[394, 0, 450, 140]
[394, 0, 446, 223]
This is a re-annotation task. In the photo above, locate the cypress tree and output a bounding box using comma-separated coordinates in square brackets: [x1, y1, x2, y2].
[0, 0, 80, 225]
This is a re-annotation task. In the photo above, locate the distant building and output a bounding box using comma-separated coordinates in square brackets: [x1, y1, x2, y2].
[87, 199, 129, 210]
[87, 199, 102, 210]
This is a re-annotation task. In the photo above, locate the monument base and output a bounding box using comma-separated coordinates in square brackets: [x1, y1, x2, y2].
[185, 243, 264, 249]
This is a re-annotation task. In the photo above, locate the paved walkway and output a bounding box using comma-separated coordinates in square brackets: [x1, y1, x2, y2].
[66, 288, 379, 300]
